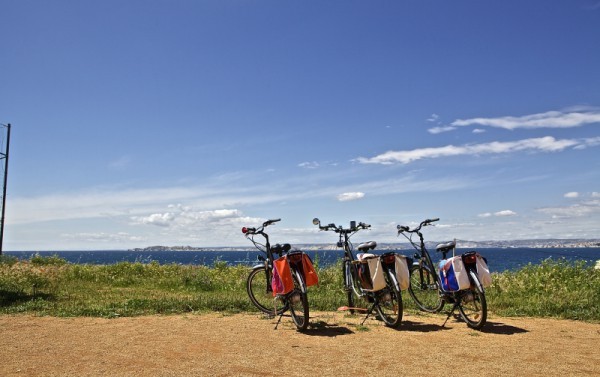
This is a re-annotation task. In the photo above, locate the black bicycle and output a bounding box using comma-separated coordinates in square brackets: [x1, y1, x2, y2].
[398, 218, 488, 330]
[242, 219, 310, 330]
[313, 218, 403, 328]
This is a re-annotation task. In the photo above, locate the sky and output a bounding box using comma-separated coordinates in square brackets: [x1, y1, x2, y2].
[1, 1, 600, 251]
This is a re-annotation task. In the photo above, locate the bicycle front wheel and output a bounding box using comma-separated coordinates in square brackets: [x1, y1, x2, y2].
[345, 261, 370, 314]
[374, 284, 403, 328]
[458, 271, 487, 330]
[246, 266, 287, 315]
[408, 265, 444, 313]
[288, 271, 309, 331]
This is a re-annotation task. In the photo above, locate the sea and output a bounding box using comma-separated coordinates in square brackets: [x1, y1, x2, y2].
[4, 247, 600, 272]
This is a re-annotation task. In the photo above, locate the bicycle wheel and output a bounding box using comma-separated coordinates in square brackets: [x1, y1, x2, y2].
[374, 283, 403, 328]
[458, 271, 487, 330]
[288, 271, 309, 331]
[345, 261, 370, 314]
[408, 265, 444, 313]
[246, 266, 287, 315]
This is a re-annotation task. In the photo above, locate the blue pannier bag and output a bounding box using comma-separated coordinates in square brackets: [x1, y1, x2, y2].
[438, 256, 470, 292]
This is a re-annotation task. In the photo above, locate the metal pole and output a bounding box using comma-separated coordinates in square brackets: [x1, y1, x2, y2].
[0, 123, 11, 255]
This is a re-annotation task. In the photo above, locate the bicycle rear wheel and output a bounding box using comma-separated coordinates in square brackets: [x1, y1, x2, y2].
[374, 284, 403, 328]
[288, 271, 309, 331]
[408, 265, 444, 313]
[246, 266, 287, 315]
[458, 271, 487, 330]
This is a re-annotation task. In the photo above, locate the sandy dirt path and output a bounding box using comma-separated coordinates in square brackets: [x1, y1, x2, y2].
[1, 311, 599, 376]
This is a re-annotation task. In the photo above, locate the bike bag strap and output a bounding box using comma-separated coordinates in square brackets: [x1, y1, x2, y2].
[357, 241, 377, 252]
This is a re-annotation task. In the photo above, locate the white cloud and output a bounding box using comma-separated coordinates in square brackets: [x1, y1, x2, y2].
[592, 192, 600, 198]
[131, 208, 247, 228]
[133, 212, 175, 227]
[357, 136, 585, 165]
[472, 129, 486, 134]
[451, 109, 600, 130]
[108, 155, 133, 170]
[61, 232, 145, 243]
[337, 192, 365, 202]
[427, 114, 440, 122]
[428, 125, 456, 134]
[298, 161, 319, 169]
[564, 192, 580, 198]
[495, 210, 517, 217]
[478, 210, 516, 218]
[538, 200, 600, 219]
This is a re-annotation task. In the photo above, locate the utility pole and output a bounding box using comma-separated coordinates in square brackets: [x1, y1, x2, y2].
[0, 123, 11, 255]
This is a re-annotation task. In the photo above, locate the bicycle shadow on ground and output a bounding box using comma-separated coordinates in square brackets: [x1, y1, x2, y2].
[398, 319, 450, 333]
[479, 321, 529, 335]
[301, 320, 354, 337]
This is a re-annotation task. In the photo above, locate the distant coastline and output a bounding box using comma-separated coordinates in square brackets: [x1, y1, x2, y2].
[130, 239, 600, 252]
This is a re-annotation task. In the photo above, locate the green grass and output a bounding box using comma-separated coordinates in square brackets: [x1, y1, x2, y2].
[1, 254, 599, 321]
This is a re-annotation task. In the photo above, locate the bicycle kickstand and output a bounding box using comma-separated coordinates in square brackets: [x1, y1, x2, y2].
[360, 302, 378, 326]
[273, 296, 284, 330]
[442, 302, 459, 327]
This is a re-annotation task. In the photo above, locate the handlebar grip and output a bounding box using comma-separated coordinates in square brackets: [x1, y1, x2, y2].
[425, 218, 440, 225]
[264, 218, 281, 226]
[397, 225, 409, 233]
[359, 222, 371, 229]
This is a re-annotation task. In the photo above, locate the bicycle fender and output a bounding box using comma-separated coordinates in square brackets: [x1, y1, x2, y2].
[293, 269, 307, 293]
[468, 269, 485, 293]
[387, 269, 400, 292]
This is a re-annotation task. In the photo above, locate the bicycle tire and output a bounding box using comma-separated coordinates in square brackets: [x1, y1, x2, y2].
[458, 271, 487, 330]
[288, 270, 309, 331]
[246, 266, 287, 315]
[374, 280, 403, 328]
[408, 265, 444, 313]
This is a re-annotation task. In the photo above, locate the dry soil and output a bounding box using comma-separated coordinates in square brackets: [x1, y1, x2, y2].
[1, 311, 599, 376]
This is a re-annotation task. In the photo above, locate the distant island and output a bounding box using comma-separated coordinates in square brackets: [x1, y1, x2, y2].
[130, 239, 600, 252]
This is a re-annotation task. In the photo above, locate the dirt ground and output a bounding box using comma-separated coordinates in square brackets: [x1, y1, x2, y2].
[1, 311, 599, 377]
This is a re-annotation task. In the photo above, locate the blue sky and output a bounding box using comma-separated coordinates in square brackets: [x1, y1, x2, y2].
[2, 1, 600, 250]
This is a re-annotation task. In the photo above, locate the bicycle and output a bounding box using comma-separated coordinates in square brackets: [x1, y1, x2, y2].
[313, 218, 404, 328]
[242, 218, 312, 331]
[397, 218, 488, 330]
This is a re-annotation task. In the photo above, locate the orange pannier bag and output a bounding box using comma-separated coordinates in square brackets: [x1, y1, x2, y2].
[300, 253, 319, 287]
[272, 256, 294, 296]
[286, 251, 319, 287]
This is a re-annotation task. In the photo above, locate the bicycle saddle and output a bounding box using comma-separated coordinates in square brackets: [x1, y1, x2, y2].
[356, 253, 377, 261]
[436, 240, 456, 253]
[357, 241, 377, 252]
[272, 243, 291, 254]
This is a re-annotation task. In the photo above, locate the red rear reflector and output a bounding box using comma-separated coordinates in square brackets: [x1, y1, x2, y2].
[242, 227, 248, 234]
[464, 255, 477, 264]
[384, 255, 395, 264]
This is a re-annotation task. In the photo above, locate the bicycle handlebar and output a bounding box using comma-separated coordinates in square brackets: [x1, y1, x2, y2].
[242, 218, 281, 235]
[397, 218, 439, 234]
[314, 220, 370, 233]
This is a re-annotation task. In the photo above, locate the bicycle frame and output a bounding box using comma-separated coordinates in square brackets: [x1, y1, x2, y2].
[314, 218, 403, 328]
[243, 219, 311, 331]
